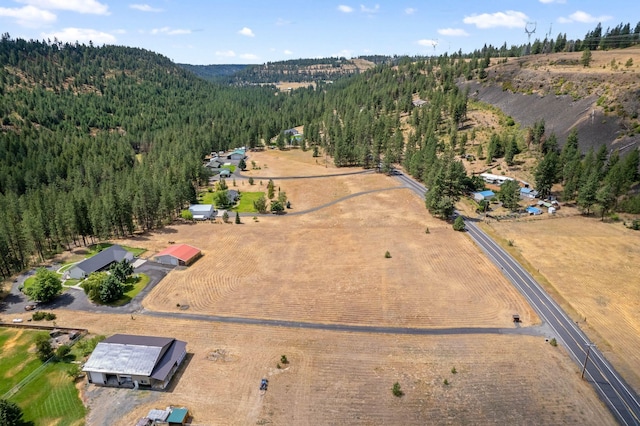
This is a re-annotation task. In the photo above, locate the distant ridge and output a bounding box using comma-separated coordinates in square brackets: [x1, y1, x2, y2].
[178, 64, 249, 81]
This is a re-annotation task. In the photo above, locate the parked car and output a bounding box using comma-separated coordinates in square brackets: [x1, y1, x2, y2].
[260, 378, 268, 391]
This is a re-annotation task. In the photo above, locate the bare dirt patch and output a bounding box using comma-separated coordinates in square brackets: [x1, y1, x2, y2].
[487, 215, 640, 392]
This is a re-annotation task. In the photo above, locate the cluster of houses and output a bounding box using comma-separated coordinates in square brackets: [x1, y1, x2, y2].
[204, 148, 247, 177]
[472, 172, 558, 216]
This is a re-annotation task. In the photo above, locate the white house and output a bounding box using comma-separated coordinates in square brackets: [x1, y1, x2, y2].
[188, 204, 214, 220]
[68, 245, 134, 279]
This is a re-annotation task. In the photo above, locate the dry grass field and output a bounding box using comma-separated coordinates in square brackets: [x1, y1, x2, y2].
[487, 216, 640, 392]
[142, 149, 536, 328]
[3, 148, 623, 424]
[47, 310, 614, 426]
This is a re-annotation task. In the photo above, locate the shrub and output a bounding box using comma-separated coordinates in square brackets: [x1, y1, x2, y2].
[35, 334, 54, 362]
[56, 344, 71, 361]
[0, 399, 25, 426]
[66, 363, 82, 380]
[453, 216, 465, 231]
[443, 378, 450, 386]
[280, 355, 289, 364]
[549, 338, 558, 347]
[451, 367, 457, 374]
[384, 251, 391, 258]
[392, 382, 404, 397]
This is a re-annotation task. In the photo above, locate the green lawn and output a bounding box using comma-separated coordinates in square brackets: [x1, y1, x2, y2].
[222, 164, 236, 172]
[110, 273, 150, 306]
[233, 192, 265, 213]
[199, 190, 215, 205]
[0, 328, 49, 396]
[0, 328, 86, 425]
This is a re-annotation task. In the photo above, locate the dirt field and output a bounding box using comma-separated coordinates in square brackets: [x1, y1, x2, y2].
[488, 215, 640, 392]
[46, 311, 614, 426]
[2, 148, 622, 424]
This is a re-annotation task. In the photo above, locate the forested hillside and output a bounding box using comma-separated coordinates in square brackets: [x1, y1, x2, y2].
[177, 63, 249, 81]
[0, 36, 311, 277]
[2, 25, 639, 279]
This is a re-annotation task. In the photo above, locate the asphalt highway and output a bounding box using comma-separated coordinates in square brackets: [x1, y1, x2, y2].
[394, 171, 640, 425]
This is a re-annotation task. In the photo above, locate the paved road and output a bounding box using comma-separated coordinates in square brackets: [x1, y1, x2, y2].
[464, 221, 640, 425]
[143, 309, 547, 336]
[392, 171, 640, 425]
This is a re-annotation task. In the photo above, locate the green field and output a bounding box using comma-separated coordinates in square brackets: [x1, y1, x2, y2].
[0, 328, 86, 425]
[233, 192, 265, 213]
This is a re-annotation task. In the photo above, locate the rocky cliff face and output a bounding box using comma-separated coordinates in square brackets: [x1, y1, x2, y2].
[460, 50, 640, 156]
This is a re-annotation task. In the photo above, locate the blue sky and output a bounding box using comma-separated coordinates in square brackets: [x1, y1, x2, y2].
[0, 0, 634, 64]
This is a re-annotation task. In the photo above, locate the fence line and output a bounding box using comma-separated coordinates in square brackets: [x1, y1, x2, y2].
[1, 325, 88, 400]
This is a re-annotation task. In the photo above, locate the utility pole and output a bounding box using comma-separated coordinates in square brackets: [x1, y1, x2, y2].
[581, 344, 596, 379]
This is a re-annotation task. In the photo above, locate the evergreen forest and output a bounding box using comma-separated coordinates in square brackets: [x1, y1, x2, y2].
[1, 19, 640, 279]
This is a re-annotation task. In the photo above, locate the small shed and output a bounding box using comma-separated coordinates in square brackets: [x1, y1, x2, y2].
[188, 204, 214, 220]
[473, 190, 495, 202]
[526, 206, 542, 215]
[548, 206, 556, 214]
[167, 407, 189, 425]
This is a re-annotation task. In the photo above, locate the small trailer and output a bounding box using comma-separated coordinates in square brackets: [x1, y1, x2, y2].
[512, 314, 521, 323]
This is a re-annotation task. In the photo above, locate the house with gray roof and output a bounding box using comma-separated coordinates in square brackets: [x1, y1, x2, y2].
[83, 334, 187, 390]
[68, 245, 133, 279]
[188, 204, 215, 220]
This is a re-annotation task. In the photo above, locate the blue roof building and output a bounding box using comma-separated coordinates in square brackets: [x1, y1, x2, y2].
[473, 190, 495, 202]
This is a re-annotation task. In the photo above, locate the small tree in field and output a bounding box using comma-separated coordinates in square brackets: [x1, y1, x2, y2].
[35, 334, 54, 362]
[392, 382, 404, 397]
[235, 211, 241, 224]
[248, 177, 254, 185]
[181, 209, 193, 221]
[222, 211, 230, 223]
[453, 216, 466, 231]
[238, 158, 247, 171]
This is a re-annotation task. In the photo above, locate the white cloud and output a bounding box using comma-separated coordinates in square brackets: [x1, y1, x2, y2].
[150, 26, 191, 35]
[113, 28, 126, 34]
[0, 5, 56, 28]
[284, 49, 293, 55]
[238, 27, 255, 37]
[417, 39, 438, 47]
[41, 27, 116, 44]
[404, 7, 416, 15]
[463, 10, 528, 29]
[276, 18, 291, 26]
[539, 0, 565, 3]
[438, 28, 469, 37]
[215, 50, 236, 57]
[239, 53, 259, 60]
[130, 4, 163, 12]
[559, 10, 612, 24]
[360, 4, 379, 14]
[17, 0, 109, 15]
[337, 5, 353, 13]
